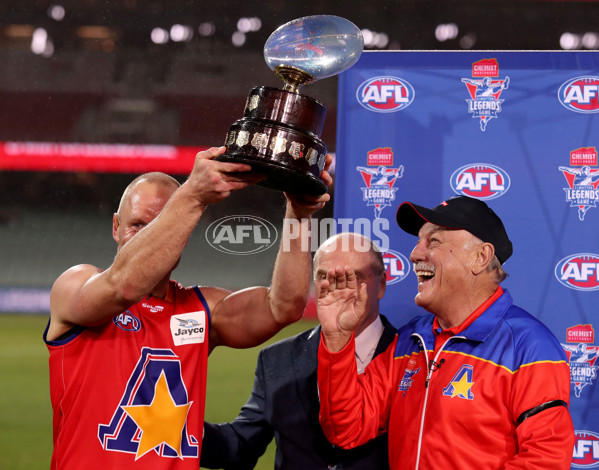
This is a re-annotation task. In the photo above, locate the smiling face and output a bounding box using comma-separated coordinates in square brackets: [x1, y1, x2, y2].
[409, 222, 484, 325]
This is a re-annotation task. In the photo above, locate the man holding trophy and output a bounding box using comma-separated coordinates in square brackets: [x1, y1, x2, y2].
[44, 15, 363, 469]
[45, 146, 332, 469]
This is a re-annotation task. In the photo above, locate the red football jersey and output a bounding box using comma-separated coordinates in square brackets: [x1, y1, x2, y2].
[45, 281, 211, 470]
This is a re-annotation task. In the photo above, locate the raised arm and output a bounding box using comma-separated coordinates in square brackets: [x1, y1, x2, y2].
[316, 266, 393, 448]
[48, 147, 263, 341]
[208, 156, 333, 350]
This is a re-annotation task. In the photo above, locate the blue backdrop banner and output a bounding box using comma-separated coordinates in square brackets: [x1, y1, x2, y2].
[333, 50, 599, 468]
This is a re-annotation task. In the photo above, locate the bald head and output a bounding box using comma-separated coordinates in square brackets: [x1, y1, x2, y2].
[314, 233, 384, 277]
[313, 232, 386, 335]
[117, 172, 180, 216]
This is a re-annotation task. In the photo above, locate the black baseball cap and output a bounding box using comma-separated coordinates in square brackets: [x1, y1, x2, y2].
[396, 196, 513, 264]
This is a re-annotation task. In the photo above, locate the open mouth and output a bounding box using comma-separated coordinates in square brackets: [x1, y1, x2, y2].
[414, 263, 435, 283]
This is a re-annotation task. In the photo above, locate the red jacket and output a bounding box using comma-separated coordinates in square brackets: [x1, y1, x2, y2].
[318, 289, 574, 469]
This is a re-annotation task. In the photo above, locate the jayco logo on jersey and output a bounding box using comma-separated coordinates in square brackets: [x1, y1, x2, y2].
[555, 253, 599, 291]
[356, 76, 415, 113]
[450, 163, 510, 200]
[572, 430, 599, 468]
[382, 249, 411, 285]
[113, 311, 141, 332]
[206, 215, 277, 255]
[558, 76, 599, 114]
[170, 311, 206, 346]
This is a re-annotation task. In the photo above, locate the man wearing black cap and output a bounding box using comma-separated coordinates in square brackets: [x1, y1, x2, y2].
[316, 196, 574, 469]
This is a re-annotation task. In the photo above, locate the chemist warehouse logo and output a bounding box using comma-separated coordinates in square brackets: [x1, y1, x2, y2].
[572, 430, 599, 468]
[357, 167, 402, 218]
[206, 215, 277, 255]
[450, 163, 510, 200]
[461, 58, 510, 131]
[558, 76, 599, 114]
[356, 76, 415, 113]
[562, 323, 598, 402]
[554, 253, 599, 291]
[558, 147, 599, 221]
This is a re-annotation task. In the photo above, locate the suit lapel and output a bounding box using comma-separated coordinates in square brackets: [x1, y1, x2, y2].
[292, 326, 321, 421]
[374, 315, 397, 357]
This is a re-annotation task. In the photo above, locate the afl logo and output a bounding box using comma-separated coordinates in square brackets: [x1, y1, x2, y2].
[114, 311, 141, 331]
[558, 76, 599, 114]
[206, 215, 278, 255]
[382, 249, 411, 285]
[450, 163, 510, 200]
[356, 76, 415, 113]
[572, 430, 599, 468]
[555, 253, 599, 291]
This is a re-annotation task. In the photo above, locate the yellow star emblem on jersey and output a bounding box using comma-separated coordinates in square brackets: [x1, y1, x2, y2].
[123, 371, 192, 459]
[450, 373, 474, 399]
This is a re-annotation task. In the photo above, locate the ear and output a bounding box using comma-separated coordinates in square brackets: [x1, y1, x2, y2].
[112, 213, 120, 243]
[377, 271, 387, 299]
[472, 243, 494, 275]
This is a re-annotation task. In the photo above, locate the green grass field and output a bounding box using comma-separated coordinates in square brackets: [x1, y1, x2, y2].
[0, 314, 318, 470]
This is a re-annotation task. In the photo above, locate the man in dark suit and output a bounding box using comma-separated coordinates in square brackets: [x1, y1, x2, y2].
[200, 233, 397, 469]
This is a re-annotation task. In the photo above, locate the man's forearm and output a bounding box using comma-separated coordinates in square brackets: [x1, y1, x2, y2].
[109, 184, 204, 303]
[267, 205, 313, 324]
[201, 423, 261, 470]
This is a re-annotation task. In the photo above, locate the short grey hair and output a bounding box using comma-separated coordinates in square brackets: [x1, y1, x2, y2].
[487, 256, 508, 283]
[460, 229, 508, 283]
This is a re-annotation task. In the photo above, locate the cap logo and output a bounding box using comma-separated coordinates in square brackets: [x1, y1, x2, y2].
[440, 201, 448, 206]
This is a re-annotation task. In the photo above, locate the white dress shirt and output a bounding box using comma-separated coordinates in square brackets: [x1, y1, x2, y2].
[354, 315, 384, 374]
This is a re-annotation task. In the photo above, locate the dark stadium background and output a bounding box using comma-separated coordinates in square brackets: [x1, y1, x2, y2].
[0, 2, 597, 469]
[1, 0, 598, 301]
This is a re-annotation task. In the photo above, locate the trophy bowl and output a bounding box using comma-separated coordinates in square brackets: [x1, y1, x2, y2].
[217, 15, 364, 195]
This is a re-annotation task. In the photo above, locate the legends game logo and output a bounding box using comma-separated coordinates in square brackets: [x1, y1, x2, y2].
[561, 325, 598, 399]
[462, 59, 510, 131]
[357, 148, 404, 219]
[559, 147, 599, 221]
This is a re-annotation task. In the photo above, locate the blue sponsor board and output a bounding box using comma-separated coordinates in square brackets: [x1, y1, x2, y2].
[334, 51, 599, 467]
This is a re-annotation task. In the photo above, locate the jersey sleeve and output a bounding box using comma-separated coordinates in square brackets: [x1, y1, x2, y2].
[318, 333, 397, 449]
[504, 360, 574, 469]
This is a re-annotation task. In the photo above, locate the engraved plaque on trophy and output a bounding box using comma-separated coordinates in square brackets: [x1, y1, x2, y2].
[218, 15, 364, 194]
